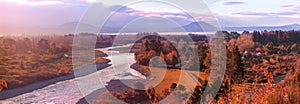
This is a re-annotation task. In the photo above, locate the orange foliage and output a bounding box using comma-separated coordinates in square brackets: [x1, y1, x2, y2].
[0, 80, 8, 91]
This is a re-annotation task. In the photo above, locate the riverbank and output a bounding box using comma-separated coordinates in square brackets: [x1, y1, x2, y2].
[76, 64, 146, 104]
[76, 64, 208, 103]
[0, 62, 111, 100]
[0, 43, 142, 103]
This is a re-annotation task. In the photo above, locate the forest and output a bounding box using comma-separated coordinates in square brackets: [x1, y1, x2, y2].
[1, 30, 300, 103]
[105, 30, 300, 103]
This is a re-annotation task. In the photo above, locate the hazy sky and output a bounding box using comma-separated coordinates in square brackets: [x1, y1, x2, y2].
[0, 0, 299, 28]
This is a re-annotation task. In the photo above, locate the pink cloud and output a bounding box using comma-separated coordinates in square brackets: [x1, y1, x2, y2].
[0, 0, 64, 6]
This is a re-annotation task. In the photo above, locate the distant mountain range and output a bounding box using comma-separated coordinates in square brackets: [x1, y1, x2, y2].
[2, 22, 298, 35]
[58, 22, 99, 33]
[58, 21, 218, 33]
[59, 22, 299, 34]
[222, 24, 300, 32]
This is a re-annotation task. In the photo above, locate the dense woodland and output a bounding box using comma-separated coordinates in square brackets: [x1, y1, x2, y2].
[0, 35, 73, 91]
[1, 30, 300, 103]
[0, 34, 112, 92]
[110, 30, 300, 103]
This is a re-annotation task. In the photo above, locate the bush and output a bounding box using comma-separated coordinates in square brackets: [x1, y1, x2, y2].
[0, 80, 8, 91]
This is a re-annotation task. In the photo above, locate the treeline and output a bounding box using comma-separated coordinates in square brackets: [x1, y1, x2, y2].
[0, 35, 73, 55]
[224, 30, 300, 46]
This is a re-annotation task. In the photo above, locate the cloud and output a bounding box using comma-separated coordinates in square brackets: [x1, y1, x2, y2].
[233, 11, 299, 17]
[108, 6, 195, 24]
[108, 5, 137, 13]
[215, 14, 300, 27]
[272, 12, 299, 15]
[84, 0, 95, 3]
[209, 0, 300, 25]
[162, 15, 190, 20]
[0, 0, 216, 34]
[233, 12, 269, 16]
[223, 1, 246, 5]
[281, 4, 294, 8]
[292, 6, 300, 11]
[0, 0, 64, 6]
[0, 1, 88, 27]
[0, 0, 198, 29]
[7, 0, 298, 31]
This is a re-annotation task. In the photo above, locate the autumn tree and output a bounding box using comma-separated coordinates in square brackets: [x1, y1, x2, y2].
[203, 46, 211, 73]
[38, 39, 50, 54]
[0, 40, 12, 70]
[188, 81, 207, 104]
[236, 31, 255, 53]
[290, 43, 299, 54]
[227, 46, 243, 84]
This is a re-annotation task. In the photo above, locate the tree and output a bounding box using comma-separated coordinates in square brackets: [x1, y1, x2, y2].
[227, 46, 243, 84]
[147, 87, 158, 103]
[166, 50, 180, 67]
[291, 43, 299, 54]
[188, 81, 207, 104]
[236, 32, 255, 53]
[203, 47, 211, 73]
[0, 80, 8, 91]
[38, 39, 50, 54]
[0, 41, 12, 70]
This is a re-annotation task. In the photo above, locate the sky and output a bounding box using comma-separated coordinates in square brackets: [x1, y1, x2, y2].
[0, 0, 299, 34]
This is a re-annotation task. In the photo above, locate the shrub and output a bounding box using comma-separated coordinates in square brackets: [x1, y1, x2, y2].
[0, 80, 8, 91]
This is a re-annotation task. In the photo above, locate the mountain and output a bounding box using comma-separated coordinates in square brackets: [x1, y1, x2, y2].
[58, 22, 177, 33]
[57, 22, 126, 33]
[2, 22, 298, 35]
[181, 21, 218, 32]
[58, 21, 217, 33]
[223, 24, 300, 31]
[58, 22, 99, 33]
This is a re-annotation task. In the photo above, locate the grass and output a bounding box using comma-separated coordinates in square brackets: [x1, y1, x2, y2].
[0, 52, 111, 90]
[93, 66, 208, 103]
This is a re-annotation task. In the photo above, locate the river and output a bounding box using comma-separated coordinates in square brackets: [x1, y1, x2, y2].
[0, 44, 145, 104]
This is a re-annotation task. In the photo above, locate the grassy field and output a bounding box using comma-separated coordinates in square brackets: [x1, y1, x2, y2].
[92, 65, 209, 103]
